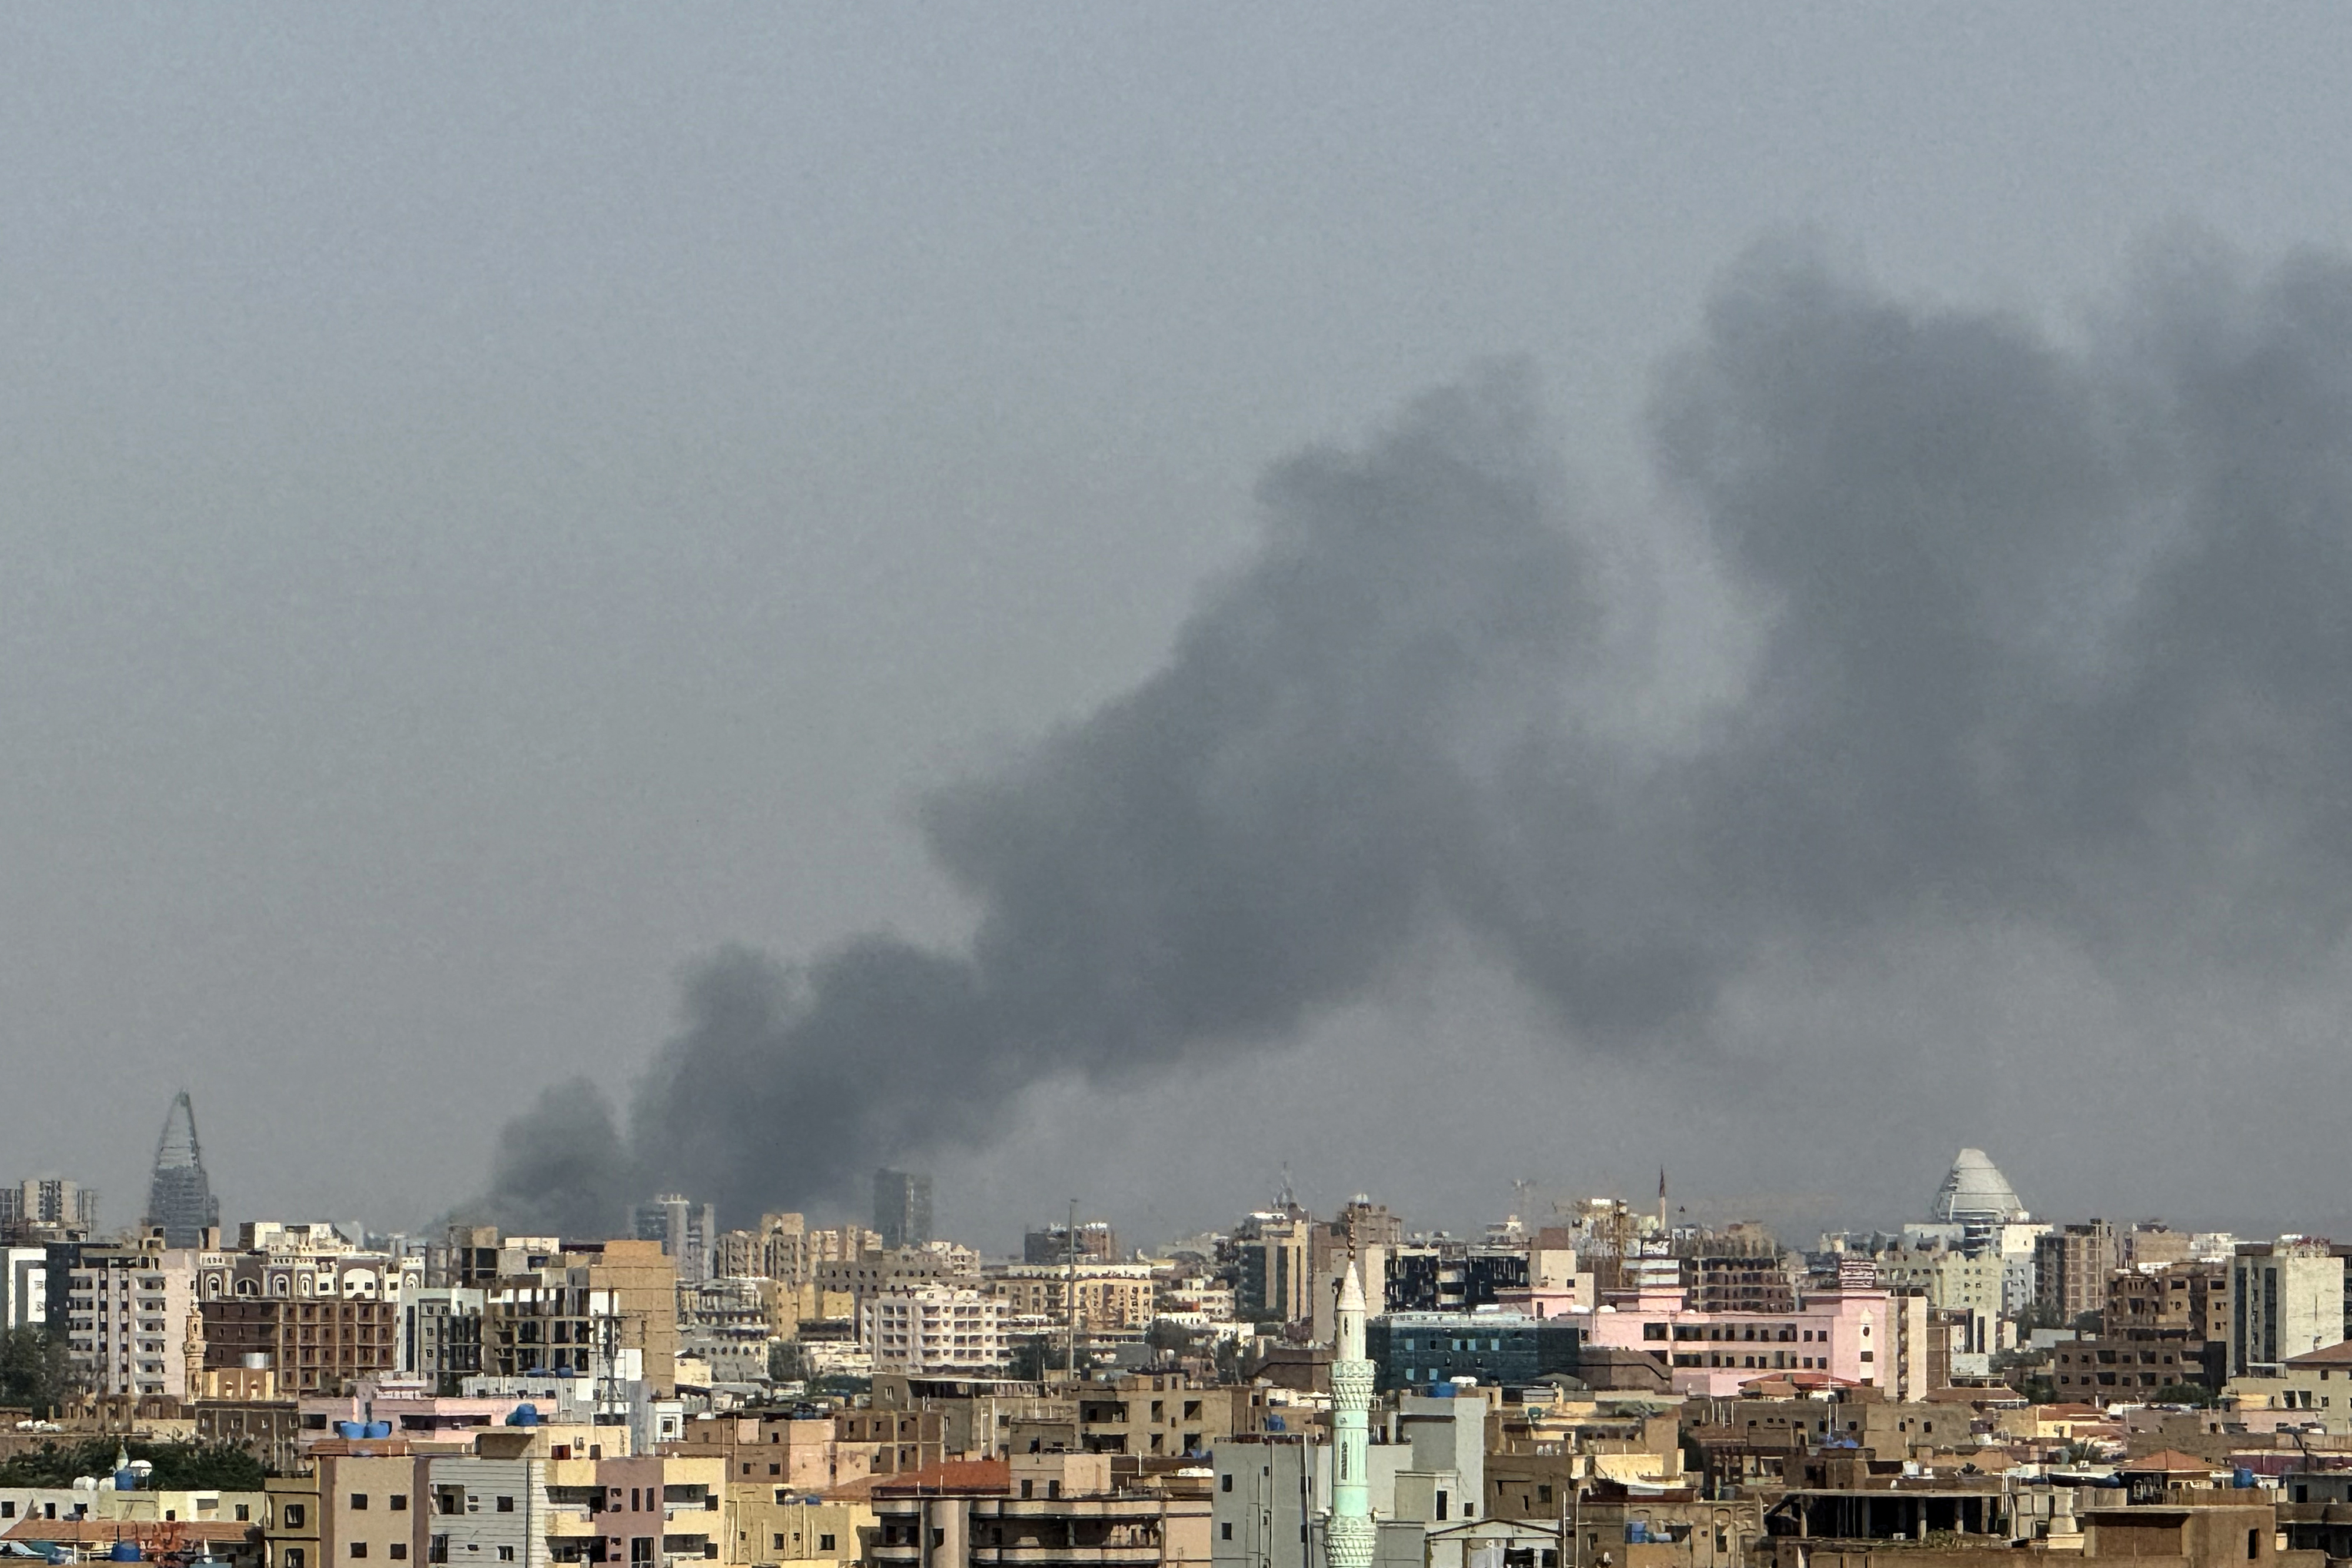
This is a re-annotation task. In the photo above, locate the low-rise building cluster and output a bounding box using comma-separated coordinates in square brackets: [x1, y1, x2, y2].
[11, 1110, 2352, 1568]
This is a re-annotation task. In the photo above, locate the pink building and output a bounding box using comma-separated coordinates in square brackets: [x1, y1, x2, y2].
[1579, 1285, 1927, 1398]
[297, 1376, 532, 1452]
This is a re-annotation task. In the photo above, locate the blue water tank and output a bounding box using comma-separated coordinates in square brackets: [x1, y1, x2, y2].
[339, 1422, 368, 1440]
[507, 1403, 540, 1427]
[2234, 1469, 2257, 1490]
[113, 1469, 138, 1492]
[366, 1422, 393, 1440]
[1626, 1523, 1649, 1544]
[1263, 1415, 1285, 1433]
[109, 1542, 141, 1562]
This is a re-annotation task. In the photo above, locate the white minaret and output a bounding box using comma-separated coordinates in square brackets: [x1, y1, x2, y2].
[1327, 1262, 1374, 1568]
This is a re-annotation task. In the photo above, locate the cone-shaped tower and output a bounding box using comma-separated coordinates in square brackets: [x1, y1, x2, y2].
[143, 1091, 219, 1246]
[1326, 1262, 1374, 1568]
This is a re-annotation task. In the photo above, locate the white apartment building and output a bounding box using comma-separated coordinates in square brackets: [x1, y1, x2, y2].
[860, 1286, 1008, 1375]
[65, 1244, 199, 1397]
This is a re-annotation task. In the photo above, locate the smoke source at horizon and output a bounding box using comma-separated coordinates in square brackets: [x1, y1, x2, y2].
[480, 237, 2352, 1239]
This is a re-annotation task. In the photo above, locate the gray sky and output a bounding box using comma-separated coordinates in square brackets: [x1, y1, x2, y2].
[8, 6, 2352, 1251]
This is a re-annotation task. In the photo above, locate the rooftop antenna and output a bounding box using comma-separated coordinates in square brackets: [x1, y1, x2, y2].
[1277, 1163, 1296, 1211]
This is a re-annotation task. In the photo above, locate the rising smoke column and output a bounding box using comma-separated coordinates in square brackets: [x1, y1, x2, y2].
[484, 238, 2352, 1230]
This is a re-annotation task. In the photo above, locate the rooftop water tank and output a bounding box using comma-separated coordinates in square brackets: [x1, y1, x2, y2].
[338, 1422, 368, 1440]
[112, 1469, 137, 1492]
[507, 1403, 539, 1427]
[109, 1542, 141, 1562]
[365, 1422, 392, 1440]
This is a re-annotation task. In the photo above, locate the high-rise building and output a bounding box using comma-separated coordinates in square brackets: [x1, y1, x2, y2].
[143, 1091, 220, 1248]
[64, 1238, 200, 1398]
[633, 1193, 717, 1284]
[872, 1169, 933, 1250]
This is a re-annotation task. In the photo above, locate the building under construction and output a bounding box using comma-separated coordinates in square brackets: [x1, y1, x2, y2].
[142, 1090, 220, 1246]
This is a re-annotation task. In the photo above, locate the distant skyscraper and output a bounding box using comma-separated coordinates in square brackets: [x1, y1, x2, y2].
[872, 1168, 933, 1250]
[632, 1193, 717, 1283]
[143, 1091, 220, 1247]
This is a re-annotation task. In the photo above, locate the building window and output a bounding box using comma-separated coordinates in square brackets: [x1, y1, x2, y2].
[285, 1506, 308, 1529]
[391, 1549, 407, 1562]
[352, 1546, 368, 1560]
[1222, 1526, 1233, 1542]
[352, 1497, 369, 1511]
[497, 1499, 514, 1514]
[392, 1497, 407, 1512]
[818, 1537, 834, 1553]
[286, 1554, 305, 1568]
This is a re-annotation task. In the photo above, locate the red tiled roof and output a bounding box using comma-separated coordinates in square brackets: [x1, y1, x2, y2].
[865, 1460, 1011, 1499]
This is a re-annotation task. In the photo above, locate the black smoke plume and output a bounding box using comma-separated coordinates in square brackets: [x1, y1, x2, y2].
[482, 238, 2352, 1232]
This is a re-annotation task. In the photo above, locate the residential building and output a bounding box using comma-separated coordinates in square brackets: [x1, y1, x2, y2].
[2047, 1333, 2213, 1399]
[402, 1288, 486, 1386]
[1872, 1246, 2004, 1318]
[870, 1452, 1210, 1568]
[1581, 1283, 1931, 1400]
[1072, 1373, 1240, 1460]
[2231, 1239, 2348, 1375]
[61, 1239, 200, 1397]
[480, 1239, 679, 1396]
[2034, 1221, 2119, 1321]
[1024, 1223, 1119, 1266]
[1307, 1199, 1406, 1343]
[816, 1250, 964, 1313]
[1212, 1394, 1486, 1568]
[986, 1266, 1158, 1333]
[2266, 1340, 2352, 1433]
[198, 1248, 402, 1396]
[833, 1410, 947, 1477]
[0, 1178, 99, 1240]
[861, 1286, 1007, 1376]
[723, 1484, 868, 1568]
[1385, 1248, 1530, 1316]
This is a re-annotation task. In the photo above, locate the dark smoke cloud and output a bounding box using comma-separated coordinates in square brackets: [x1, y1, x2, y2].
[482, 238, 2352, 1233]
[469, 1076, 642, 1238]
